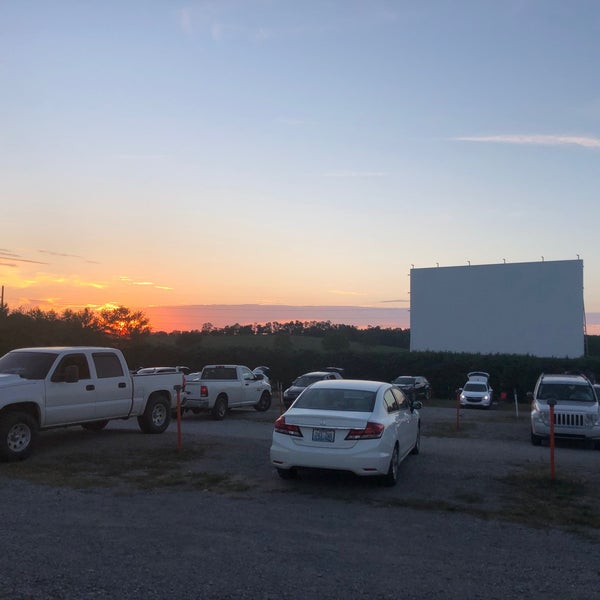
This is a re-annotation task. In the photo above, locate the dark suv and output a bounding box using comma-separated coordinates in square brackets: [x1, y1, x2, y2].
[391, 375, 431, 401]
[283, 369, 344, 409]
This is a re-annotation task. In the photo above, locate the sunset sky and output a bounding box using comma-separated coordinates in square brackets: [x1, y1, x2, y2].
[2, 1, 600, 333]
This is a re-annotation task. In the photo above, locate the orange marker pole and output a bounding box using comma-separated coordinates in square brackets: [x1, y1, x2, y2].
[174, 384, 182, 452]
[549, 402, 556, 480]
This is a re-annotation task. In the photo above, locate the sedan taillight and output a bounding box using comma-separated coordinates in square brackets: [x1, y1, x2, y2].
[345, 421, 384, 440]
[274, 416, 303, 437]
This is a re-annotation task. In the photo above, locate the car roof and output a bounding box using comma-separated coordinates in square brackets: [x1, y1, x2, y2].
[301, 371, 341, 377]
[306, 379, 387, 392]
[538, 373, 590, 385]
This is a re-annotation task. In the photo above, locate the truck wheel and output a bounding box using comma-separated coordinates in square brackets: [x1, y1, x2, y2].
[137, 394, 171, 433]
[212, 395, 228, 420]
[254, 391, 272, 412]
[81, 420, 109, 432]
[0, 412, 38, 462]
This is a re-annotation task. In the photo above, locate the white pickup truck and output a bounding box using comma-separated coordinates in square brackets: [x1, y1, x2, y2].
[183, 364, 272, 420]
[0, 346, 185, 461]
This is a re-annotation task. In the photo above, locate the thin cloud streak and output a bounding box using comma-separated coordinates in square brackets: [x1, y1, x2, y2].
[455, 134, 600, 148]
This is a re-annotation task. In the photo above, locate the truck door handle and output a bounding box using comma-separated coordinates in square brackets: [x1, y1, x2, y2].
[86, 384, 95, 391]
[118, 382, 126, 388]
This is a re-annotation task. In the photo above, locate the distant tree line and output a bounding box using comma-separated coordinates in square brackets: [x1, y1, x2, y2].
[1, 304, 599, 402]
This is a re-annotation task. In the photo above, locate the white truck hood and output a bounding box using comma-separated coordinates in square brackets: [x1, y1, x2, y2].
[0, 373, 36, 389]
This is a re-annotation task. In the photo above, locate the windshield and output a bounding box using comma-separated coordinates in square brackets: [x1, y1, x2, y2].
[538, 383, 595, 402]
[464, 383, 487, 392]
[0, 351, 58, 380]
[293, 374, 326, 387]
[294, 387, 376, 412]
[393, 377, 415, 386]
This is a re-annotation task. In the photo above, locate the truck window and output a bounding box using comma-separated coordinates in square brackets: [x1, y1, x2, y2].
[51, 353, 91, 382]
[201, 367, 237, 380]
[93, 352, 125, 378]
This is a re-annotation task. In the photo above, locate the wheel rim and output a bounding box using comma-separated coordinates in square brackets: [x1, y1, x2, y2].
[152, 403, 167, 426]
[8, 422, 31, 452]
[218, 402, 226, 418]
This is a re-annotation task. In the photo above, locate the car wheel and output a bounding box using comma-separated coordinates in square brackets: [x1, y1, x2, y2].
[254, 391, 272, 412]
[212, 395, 228, 420]
[137, 394, 171, 434]
[530, 430, 542, 446]
[277, 467, 298, 480]
[81, 420, 109, 432]
[411, 425, 421, 455]
[0, 412, 38, 462]
[382, 444, 399, 487]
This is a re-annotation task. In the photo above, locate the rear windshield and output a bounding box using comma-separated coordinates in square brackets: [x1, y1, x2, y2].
[464, 383, 487, 392]
[293, 374, 327, 387]
[201, 367, 237, 380]
[538, 383, 595, 402]
[293, 387, 376, 412]
[393, 377, 415, 385]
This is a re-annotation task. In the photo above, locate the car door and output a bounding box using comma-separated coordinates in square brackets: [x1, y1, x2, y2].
[240, 366, 261, 405]
[391, 387, 417, 457]
[44, 352, 96, 425]
[91, 351, 133, 418]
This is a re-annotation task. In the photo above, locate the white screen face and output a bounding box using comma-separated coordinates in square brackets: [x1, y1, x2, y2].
[410, 260, 584, 358]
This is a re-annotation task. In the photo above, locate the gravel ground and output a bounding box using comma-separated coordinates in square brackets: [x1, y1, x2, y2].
[1, 403, 599, 599]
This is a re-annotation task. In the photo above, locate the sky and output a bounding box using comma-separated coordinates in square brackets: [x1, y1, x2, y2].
[2, 0, 600, 333]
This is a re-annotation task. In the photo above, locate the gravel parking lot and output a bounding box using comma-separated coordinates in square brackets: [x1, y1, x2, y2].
[1, 402, 599, 599]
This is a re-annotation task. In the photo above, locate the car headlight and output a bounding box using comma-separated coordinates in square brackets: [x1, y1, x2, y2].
[585, 413, 600, 426]
[483, 394, 489, 401]
[460, 393, 466, 401]
[534, 410, 549, 425]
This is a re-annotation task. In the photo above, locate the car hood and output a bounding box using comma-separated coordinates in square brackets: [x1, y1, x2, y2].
[284, 385, 305, 396]
[536, 399, 598, 412]
[0, 374, 38, 389]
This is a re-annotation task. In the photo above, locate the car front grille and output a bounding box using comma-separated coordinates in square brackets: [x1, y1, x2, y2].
[464, 396, 481, 403]
[554, 412, 585, 428]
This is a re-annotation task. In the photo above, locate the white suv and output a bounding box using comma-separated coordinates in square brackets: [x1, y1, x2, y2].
[530, 373, 600, 448]
[459, 371, 493, 408]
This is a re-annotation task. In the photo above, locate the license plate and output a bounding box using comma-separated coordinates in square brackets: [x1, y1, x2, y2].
[312, 428, 335, 442]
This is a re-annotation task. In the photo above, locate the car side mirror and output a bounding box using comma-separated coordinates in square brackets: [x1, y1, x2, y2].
[411, 400, 423, 411]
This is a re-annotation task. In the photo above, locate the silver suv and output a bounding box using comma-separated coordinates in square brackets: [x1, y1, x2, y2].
[530, 373, 600, 448]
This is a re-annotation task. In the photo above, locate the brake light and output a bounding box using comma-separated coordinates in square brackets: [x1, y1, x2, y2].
[200, 385, 208, 398]
[345, 421, 384, 440]
[274, 415, 303, 437]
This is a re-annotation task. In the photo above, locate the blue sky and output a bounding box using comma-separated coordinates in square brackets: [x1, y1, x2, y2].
[1, 1, 600, 332]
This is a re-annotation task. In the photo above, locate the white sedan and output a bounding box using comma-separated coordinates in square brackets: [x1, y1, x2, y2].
[270, 379, 421, 486]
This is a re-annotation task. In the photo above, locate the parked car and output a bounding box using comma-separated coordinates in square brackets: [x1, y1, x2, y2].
[530, 373, 600, 448]
[136, 366, 190, 375]
[391, 375, 431, 401]
[459, 371, 493, 408]
[270, 379, 421, 486]
[282, 368, 344, 408]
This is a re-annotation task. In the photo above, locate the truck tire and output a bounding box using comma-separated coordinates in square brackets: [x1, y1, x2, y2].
[212, 395, 228, 420]
[0, 411, 38, 462]
[137, 394, 171, 434]
[254, 391, 272, 412]
[81, 420, 109, 432]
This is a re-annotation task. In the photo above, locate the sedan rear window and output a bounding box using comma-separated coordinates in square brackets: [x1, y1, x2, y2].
[294, 388, 375, 412]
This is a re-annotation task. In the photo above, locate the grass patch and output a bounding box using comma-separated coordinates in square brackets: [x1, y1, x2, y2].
[2, 445, 251, 493]
[498, 471, 600, 531]
[424, 421, 476, 437]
